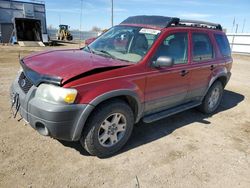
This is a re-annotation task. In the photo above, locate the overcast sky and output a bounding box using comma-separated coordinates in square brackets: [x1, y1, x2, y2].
[44, 0, 250, 32]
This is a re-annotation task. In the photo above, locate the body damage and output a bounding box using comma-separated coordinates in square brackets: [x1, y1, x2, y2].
[22, 49, 133, 85]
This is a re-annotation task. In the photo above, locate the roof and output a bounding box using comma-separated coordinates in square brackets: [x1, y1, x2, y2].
[120, 15, 222, 31]
[0, 0, 45, 6]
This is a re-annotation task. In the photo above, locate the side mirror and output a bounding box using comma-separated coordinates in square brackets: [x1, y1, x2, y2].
[153, 56, 174, 68]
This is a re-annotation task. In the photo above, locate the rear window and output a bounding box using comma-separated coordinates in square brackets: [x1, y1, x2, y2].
[214, 34, 231, 57]
[192, 33, 213, 62]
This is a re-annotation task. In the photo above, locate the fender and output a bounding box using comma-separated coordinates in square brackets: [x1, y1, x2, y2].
[204, 66, 231, 99]
[89, 89, 143, 120]
[209, 68, 230, 88]
[71, 89, 144, 141]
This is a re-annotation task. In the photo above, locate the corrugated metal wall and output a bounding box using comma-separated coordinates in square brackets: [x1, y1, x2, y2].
[0, 0, 47, 33]
[227, 33, 250, 54]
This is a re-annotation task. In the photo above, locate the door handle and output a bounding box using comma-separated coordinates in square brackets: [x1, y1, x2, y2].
[210, 65, 215, 70]
[180, 70, 189, 77]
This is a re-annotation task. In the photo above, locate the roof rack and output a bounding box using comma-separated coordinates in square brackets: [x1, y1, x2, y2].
[120, 16, 222, 31]
[176, 19, 222, 30]
[120, 16, 179, 28]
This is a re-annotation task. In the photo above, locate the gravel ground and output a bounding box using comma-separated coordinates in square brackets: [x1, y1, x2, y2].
[0, 44, 249, 188]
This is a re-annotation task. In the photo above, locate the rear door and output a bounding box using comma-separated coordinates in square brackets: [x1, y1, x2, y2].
[144, 30, 191, 115]
[186, 31, 216, 101]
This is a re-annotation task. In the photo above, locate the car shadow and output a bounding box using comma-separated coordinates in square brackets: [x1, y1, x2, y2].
[58, 90, 244, 158]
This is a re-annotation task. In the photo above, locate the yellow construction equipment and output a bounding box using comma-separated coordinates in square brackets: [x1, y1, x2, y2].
[57, 25, 73, 41]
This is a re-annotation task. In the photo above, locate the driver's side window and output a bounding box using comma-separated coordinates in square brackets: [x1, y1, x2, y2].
[154, 32, 188, 65]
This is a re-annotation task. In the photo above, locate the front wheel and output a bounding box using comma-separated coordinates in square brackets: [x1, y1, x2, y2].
[80, 99, 134, 157]
[198, 81, 224, 114]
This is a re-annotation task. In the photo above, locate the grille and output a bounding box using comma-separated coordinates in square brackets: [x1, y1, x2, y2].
[18, 72, 33, 94]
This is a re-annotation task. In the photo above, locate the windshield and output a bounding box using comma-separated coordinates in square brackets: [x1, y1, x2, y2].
[84, 26, 161, 63]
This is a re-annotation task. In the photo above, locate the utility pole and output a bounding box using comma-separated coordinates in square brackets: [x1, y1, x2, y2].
[111, 0, 114, 27]
[59, 14, 61, 25]
[79, 0, 83, 47]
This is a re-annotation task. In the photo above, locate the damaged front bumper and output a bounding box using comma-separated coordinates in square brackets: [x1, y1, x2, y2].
[10, 72, 94, 141]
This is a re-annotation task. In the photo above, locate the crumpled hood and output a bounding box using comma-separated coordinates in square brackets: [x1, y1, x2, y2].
[22, 49, 131, 84]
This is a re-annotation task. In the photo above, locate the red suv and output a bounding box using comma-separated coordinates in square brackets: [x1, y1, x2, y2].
[10, 16, 232, 157]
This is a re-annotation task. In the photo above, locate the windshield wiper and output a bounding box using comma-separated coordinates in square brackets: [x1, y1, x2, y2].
[116, 58, 131, 63]
[85, 45, 94, 54]
[97, 50, 117, 59]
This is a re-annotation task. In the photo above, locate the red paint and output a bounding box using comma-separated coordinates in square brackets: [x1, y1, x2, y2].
[22, 24, 232, 107]
[23, 49, 131, 83]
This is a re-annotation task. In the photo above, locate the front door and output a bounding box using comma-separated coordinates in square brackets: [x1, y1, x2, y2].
[144, 31, 191, 115]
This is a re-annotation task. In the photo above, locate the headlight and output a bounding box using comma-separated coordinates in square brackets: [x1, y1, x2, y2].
[35, 84, 77, 104]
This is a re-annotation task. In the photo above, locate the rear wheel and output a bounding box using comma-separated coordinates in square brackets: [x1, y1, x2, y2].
[198, 81, 224, 114]
[67, 35, 73, 41]
[80, 99, 134, 157]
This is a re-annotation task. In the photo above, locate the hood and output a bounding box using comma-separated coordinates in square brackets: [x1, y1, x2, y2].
[22, 49, 131, 85]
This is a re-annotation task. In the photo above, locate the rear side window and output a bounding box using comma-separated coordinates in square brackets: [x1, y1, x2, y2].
[214, 34, 231, 57]
[192, 33, 213, 62]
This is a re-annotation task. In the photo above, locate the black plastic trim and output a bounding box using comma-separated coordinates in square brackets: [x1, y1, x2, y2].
[143, 101, 201, 123]
[89, 90, 143, 123]
[20, 59, 62, 86]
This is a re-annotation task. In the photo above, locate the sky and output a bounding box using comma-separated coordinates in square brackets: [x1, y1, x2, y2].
[42, 0, 250, 32]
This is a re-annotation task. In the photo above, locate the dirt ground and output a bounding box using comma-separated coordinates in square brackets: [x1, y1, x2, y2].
[0, 44, 249, 188]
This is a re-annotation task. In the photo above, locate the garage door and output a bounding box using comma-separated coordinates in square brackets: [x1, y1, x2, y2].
[1, 23, 13, 43]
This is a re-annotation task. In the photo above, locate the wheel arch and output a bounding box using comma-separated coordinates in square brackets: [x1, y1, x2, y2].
[200, 72, 229, 103]
[71, 90, 143, 141]
[89, 90, 143, 122]
[209, 73, 228, 88]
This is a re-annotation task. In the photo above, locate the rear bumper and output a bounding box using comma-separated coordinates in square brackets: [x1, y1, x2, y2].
[10, 74, 94, 141]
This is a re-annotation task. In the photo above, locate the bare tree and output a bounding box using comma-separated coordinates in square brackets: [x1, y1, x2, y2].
[91, 26, 102, 32]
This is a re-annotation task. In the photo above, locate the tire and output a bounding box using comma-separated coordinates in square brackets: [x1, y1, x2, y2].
[80, 99, 134, 157]
[198, 81, 224, 114]
[67, 35, 73, 41]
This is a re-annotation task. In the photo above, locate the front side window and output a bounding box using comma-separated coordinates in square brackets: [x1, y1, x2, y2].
[192, 33, 213, 62]
[84, 26, 161, 63]
[154, 33, 188, 65]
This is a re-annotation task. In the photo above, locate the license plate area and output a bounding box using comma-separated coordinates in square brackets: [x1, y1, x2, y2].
[11, 92, 21, 118]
